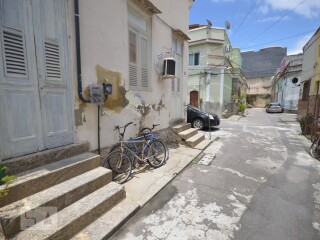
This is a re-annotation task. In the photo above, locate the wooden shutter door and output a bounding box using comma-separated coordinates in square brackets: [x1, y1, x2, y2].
[0, 0, 43, 159]
[32, 0, 74, 149]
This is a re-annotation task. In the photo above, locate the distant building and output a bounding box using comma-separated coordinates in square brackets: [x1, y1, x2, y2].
[188, 25, 247, 116]
[271, 54, 303, 112]
[241, 47, 287, 107]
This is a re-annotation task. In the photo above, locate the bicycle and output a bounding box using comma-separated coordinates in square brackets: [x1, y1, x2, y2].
[109, 123, 169, 161]
[103, 122, 167, 183]
[310, 117, 320, 159]
[140, 124, 169, 162]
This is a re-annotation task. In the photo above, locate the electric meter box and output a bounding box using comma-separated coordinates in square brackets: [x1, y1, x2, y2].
[89, 84, 105, 103]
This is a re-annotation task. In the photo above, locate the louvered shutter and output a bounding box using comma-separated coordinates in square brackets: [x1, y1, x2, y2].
[129, 30, 138, 88]
[44, 41, 61, 80]
[140, 36, 148, 89]
[3, 30, 27, 76]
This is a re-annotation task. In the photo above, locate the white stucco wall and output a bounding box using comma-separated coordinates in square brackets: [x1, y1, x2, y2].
[66, 0, 190, 150]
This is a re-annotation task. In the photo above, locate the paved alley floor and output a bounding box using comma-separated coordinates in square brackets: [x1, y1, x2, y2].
[110, 108, 320, 240]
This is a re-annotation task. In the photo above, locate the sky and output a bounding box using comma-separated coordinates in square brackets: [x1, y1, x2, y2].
[189, 0, 320, 55]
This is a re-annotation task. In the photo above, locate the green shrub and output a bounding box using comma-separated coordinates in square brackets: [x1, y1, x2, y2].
[238, 102, 247, 113]
[299, 114, 313, 135]
[0, 164, 16, 197]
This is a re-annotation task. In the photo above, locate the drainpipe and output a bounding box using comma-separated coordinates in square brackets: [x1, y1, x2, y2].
[74, 0, 90, 103]
[74, 0, 102, 154]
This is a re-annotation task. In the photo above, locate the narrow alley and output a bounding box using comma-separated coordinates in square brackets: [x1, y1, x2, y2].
[110, 108, 320, 240]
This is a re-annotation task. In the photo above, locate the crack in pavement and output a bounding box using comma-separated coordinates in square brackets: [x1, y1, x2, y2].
[176, 178, 252, 209]
[211, 166, 264, 183]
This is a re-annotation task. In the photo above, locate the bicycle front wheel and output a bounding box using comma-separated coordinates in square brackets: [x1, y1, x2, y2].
[103, 151, 132, 184]
[147, 139, 167, 168]
[310, 138, 320, 159]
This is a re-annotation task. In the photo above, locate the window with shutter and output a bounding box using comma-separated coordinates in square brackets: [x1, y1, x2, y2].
[3, 30, 27, 76]
[128, 4, 150, 90]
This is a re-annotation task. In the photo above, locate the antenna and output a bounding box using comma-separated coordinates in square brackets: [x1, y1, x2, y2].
[206, 19, 213, 27]
[225, 20, 231, 30]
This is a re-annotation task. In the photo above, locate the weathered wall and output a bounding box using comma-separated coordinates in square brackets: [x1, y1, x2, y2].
[67, 0, 190, 150]
[247, 94, 271, 108]
[297, 100, 308, 120]
[247, 76, 272, 95]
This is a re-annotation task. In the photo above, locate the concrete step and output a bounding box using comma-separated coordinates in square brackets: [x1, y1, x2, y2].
[71, 199, 140, 240]
[178, 128, 198, 140]
[186, 133, 205, 148]
[193, 139, 213, 150]
[5, 142, 90, 175]
[171, 123, 191, 134]
[0, 152, 100, 207]
[14, 182, 125, 240]
[0, 167, 112, 238]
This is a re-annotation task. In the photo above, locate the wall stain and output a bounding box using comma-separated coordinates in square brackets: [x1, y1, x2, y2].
[152, 99, 166, 113]
[135, 104, 151, 126]
[74, 101, 87, 127]
[135, 99, 166, 127]
[96, 64, 129, 112]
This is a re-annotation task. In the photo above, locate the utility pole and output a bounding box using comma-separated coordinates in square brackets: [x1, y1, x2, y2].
[206, 69, 211, 102]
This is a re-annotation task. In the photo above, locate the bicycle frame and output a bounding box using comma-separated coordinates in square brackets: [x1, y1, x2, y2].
[119, 138, 153, 162]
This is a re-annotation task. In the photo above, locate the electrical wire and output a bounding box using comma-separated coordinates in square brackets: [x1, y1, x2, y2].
[232, 0, 259, 38]
[241, 0, 307, 48]
[242, 29, 317, 49]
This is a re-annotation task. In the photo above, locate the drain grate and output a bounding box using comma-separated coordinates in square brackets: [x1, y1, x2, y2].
[197, 154, 215, 165]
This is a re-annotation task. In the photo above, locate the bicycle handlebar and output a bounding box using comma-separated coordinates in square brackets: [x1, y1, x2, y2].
[138, 124, 160, 134]
[114, 122, 133, 130]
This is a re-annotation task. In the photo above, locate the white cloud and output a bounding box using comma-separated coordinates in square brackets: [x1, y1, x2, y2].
[288, 33, 313, 55]
[258, 0, 320, 18]
[258, 4, 269, 14]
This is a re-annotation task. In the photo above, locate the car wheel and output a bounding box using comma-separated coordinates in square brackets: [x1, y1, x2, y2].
[192, 118, 204, 130]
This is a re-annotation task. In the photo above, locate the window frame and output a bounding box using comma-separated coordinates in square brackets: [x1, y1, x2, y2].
[189, 52, 199, 66]
[128, 4, 151, 91]
[172, 37, 183, 93]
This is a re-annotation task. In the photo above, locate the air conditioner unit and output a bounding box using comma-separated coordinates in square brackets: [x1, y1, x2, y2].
[225, 45, 231, 52]
[162, 57, 175, 77]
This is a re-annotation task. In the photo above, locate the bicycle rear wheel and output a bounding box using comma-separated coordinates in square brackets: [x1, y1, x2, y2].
[103, 151, 132, 183]
[310, 138, 320, 159]
[147, 139, 167, 168]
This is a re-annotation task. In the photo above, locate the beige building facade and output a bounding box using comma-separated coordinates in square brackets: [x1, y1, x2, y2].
[0, 0, 193, 160]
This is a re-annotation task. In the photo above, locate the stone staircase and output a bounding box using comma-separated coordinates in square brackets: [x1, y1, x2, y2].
[171, 123, 212, 149]
[0, 143, 139, 239]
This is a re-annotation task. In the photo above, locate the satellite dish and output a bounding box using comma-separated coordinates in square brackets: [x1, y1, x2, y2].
[206, 19, 212, 27]
[225, 21, 231, 30]
[292, 77, 298, 84]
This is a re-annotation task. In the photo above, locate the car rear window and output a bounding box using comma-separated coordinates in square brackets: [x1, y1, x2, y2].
[270, 103, 281, 107]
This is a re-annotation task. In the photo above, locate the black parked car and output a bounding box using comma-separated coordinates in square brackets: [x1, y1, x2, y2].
[187, 105, 220, 130]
